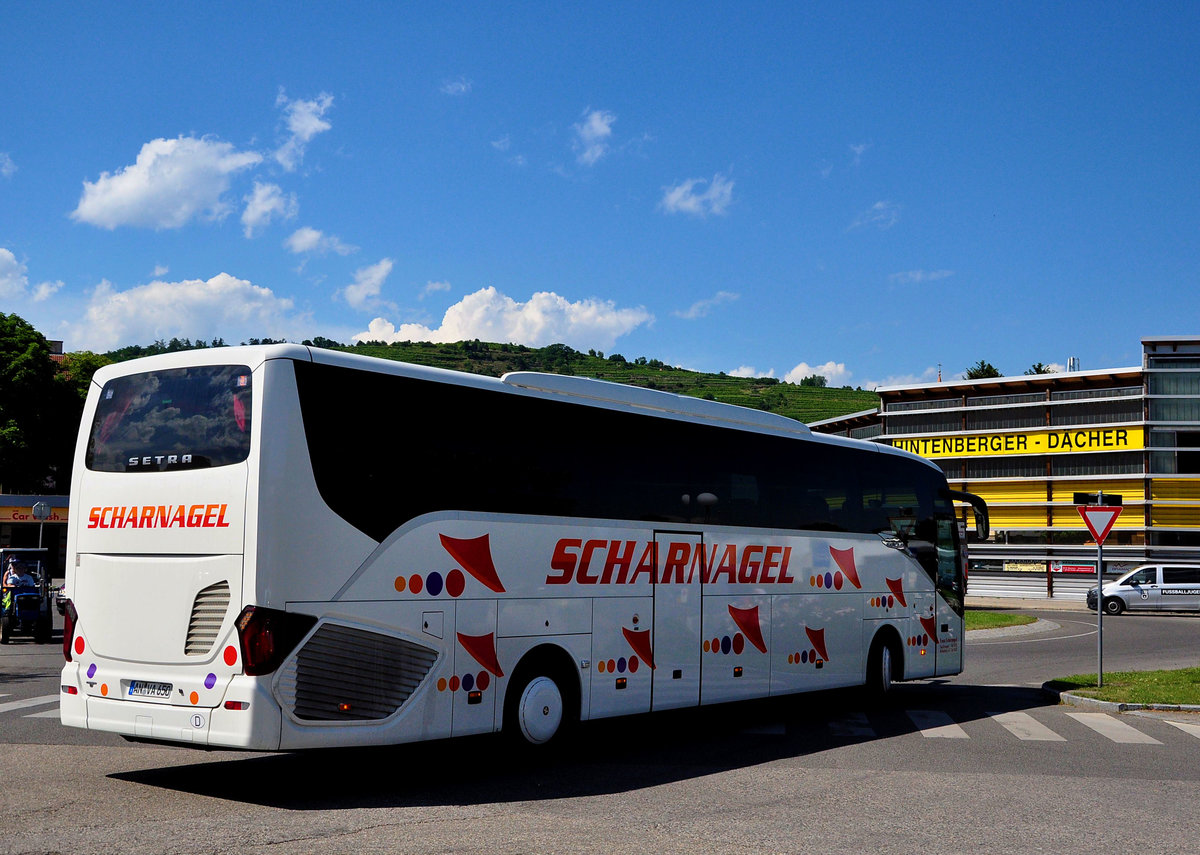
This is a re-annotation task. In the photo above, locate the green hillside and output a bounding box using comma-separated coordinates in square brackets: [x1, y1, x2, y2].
[341, 340, 878, 424]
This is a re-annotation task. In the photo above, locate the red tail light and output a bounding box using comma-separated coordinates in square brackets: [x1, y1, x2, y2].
[235, 606, 316, 676]
[62, 599, 78, 662]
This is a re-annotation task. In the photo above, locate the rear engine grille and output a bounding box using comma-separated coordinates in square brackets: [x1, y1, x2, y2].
[184, 580, 231, 656]
[277, 624, 438, 722]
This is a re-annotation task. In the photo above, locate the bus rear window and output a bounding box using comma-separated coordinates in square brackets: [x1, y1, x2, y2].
[86, 365, 253, 472]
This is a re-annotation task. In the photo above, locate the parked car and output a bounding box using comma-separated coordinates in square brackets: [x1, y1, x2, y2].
[1087, 564, 1200, 615]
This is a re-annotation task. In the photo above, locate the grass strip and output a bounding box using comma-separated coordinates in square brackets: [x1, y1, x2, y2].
[1047, 667, 1200, 706]
[965, 610, 1037, 631]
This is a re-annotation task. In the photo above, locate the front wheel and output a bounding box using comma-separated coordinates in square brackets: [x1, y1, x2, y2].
[1103, 597, 1125, 616]
[866, 635, 899, 698]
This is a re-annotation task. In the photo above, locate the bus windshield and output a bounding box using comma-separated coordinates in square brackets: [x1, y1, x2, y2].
[85, 364, 253, 472]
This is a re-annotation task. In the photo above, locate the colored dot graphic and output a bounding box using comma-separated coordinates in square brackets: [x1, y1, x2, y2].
[394, 569, 469, 598]
[786, 650, 822, 666]
[810, 572, 846, 590]
[223, 646, 238, 666]
[437, 671, 492, 693]
[869, 596, 897, 609]
[205, 673, 217, 689]
[86, 663, 97, 679]
[703, 634, 746, 655]
[597, 657, 640, 674]
[907, 634, 930, 647]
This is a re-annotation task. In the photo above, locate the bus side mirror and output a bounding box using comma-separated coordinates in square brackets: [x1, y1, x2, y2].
[945, 489, 989, 540]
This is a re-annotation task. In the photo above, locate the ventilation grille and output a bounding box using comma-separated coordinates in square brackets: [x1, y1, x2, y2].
[278, 624, 438, 722]
[184, 580, 231, 656]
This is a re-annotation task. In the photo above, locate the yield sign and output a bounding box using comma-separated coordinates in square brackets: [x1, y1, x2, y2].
[1078, 505, 1122, 544]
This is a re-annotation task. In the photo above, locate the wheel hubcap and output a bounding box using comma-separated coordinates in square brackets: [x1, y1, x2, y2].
[518, 676, 564, 744]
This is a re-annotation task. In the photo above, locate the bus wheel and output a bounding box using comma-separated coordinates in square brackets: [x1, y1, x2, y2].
[1103, 598, 1125, 616]
[504, 656, 577, 747]
[867, 634, 899, 697]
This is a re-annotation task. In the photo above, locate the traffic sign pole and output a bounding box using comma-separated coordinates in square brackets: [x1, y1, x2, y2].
[1076, 492, 1123, 689]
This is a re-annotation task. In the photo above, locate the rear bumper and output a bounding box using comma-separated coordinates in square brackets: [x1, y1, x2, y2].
[59, 664, 281, 750]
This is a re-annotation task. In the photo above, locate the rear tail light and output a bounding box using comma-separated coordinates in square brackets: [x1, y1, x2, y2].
[235, 606, 316, 676]
[62, 599, 78, 662]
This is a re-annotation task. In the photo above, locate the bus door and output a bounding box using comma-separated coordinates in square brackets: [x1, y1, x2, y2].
[933, 516, 964, 675]
[651, 532, 703, 710]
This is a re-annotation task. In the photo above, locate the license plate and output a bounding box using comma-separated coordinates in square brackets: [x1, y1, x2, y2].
[128, 680, 172, 699]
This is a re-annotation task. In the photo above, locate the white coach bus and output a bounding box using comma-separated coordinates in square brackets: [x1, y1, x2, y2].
[60, 345, 987, 750]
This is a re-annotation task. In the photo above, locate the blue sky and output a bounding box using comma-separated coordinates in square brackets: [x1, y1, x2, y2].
[2, 2, 1197, 388]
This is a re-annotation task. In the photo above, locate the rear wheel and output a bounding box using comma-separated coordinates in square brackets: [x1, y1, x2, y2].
[504, 655, 578, 748]
[1103, 597, 1125, 616]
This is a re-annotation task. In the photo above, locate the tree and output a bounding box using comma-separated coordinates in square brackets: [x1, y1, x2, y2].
[798, 374, 828, 387]
[965, 360, 1002, 379]
[1024, 362, 1055, 375]
[56, 351, 112, 401]
[0, 313, 81, 492]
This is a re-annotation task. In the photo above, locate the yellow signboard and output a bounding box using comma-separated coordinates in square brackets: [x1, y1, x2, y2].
[892, 426, 1144, 459]
[0, 505, 68, 524]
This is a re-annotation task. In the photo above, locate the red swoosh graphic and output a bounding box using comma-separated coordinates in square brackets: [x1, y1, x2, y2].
[622, 627, 655, 669]
[830, 546, 861, 589]
[804, 626, 829, 662]
[728, 604, 768, 654]
[457, 632, 505, 677]
[919, 616, 938, 643]
[440, 533, 506, 593]
[885, 577, 907, 608]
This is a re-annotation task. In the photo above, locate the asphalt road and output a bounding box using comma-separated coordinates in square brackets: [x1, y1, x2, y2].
[4, 604, 1200, 855]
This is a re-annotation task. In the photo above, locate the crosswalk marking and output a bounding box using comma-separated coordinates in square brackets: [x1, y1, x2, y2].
[0, 694, 60, 715]
[989, 710, 1066, 741]
[906, 709, 969, 738]
[1163, 719, 1200, 740]
[26, 707, 61, 719]
[1065, 712, 1162, 744]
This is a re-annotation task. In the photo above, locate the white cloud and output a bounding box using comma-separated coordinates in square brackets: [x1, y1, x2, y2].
[274, 90, 334, 172]
[440, 76, 473, 96]
[354, 286, 652, 351]
[864, 366, 942, 390]
[242, 181, 298, 237]
[421, 280, 451, 300]
[888, 269, 954, 284]
[674, 290, 738, 320]
[491, 135, 511, 151]
[0, 152, 15, 178]
[71, 136, 262, 230]
[0, 248, 63, 302]
[284, 226, 357, 255]
[783, 361, 853, 387]
[573, 109, 616, 166]
[340, 258, 395, 311]
[660, 173, 734, 217]
[152, 265, 169, 277]
[849, 200, 900, 231]
[849, 143, 870, 165]
[729, 366, 775, 379]
[67, 272, 305, 351]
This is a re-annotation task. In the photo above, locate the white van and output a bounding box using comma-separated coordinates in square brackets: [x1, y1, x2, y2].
[1087, 564, 1200, 615]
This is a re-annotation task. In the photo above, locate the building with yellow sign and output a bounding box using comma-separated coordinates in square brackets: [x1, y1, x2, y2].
[811, 336, 1200, 594]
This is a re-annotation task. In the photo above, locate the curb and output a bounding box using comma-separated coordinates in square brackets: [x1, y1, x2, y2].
[1041, 681, 1200, 713]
